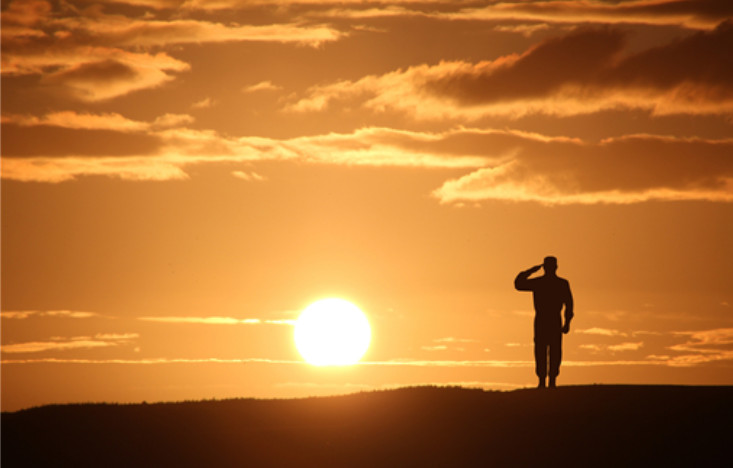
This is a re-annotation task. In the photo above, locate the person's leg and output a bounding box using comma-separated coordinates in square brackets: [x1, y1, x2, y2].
[548, 332, 563, 388]
[534, 334, 548, 388]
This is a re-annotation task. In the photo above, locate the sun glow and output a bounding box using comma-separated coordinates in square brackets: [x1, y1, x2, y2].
[294, 298, 371, 366]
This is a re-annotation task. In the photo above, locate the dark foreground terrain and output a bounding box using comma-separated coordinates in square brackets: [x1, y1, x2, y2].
[2, 385, 731, 467]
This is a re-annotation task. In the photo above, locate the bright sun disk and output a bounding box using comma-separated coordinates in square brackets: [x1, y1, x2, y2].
[294, 298, 371, 366]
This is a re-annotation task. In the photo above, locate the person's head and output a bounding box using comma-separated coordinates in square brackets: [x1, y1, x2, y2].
[543, 256, 558, 274]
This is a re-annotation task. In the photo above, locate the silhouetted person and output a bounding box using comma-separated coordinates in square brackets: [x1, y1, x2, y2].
[515, 256, 573, 389]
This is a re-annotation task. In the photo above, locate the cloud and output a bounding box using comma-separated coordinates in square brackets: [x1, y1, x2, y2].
[421, 345, 448, 351]
[243, 81, 282, 93]
[2, 35, 191, 100]
[579, 340, 645, 354]
[448, 0, 733, 31]
[1, 157, 190, 183]
[1, 357, 300, 365]
[108, 0, 470, 11]
[0, 354, 703, 369]
[138, 316, 295, 325]
[1, 1, 343, 100]
[1, 333, 138, 354]
[493, 23, 551, 37]
[309, 5, 428, 21]
[232, 171, 267, 182]
[298, 0, 730, 31]
[422, 337, 479, 352]
[576, 328, 628, 337]
[2, 340, 115, 354]
[432, 133, 733, 205]
[5, 118, 731, 205]
[289, 24, 733, 119]
[664, 328, 733, 366]
[608, 342, 644, 352]
[5, 113, 732, 204]
[191, 97, 214, 109]
[1, 0, 51, 27]
[55, 17, 342, 49]
[1, 310, 101, 319]
[433, 337, 479, 343]
[579, 344, 603, 352]
[41, 53, 190, 102]
[1, 123, 491, 183]
[362, 359, 666, 368]
[94, 333, 140, 340]
[2, 1, 344, 47]
[576, 328, 733, 366]
[152, 113, 195, 128]
[5, 111, 192, 132]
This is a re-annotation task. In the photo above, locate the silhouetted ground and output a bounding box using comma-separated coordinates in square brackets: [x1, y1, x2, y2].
[2, 385, 731, 467]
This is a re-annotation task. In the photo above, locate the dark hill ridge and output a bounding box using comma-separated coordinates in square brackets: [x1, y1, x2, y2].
[2, 385, 731, 467]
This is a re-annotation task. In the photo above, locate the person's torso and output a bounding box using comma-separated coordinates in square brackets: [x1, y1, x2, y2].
[532, 276, 568, 322]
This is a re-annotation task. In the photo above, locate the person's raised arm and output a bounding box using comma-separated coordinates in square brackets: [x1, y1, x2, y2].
[562, 281, 574, 334]
[514, 265, 542, 291]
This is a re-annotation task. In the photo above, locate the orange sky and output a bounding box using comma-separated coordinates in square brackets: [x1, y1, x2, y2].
[2, 0, 732, 411]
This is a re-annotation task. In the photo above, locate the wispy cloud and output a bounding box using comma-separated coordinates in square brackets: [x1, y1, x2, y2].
[432, 133, 733, 205]
[360, 359, 662, 368]
[191, 97, 214, 109]
[446, 0, 733, 31]
[4, 111, 193, 132]
[664, 328, 733, 366]
[578, 340, 644, 354]
[608, 342, 644, 352]
[433, 337, 479, 343]
[5, 118, 731, 205]
[1, 2, 343, 101]
[1, 123, 491, 183]
[40, 53, 191, 102]
[3, 354, 714, 369]
[103, 0, 461, 13]
[1, 333, 138, 354]
[577, 328, 628, 337]
[232, 171, 267, 182]
[243, 81, 282, 93]
[138, 316, 295, 325]
[493, 23, 551, 37]
[422, 336, 479, 351]
[94, 333, 139, 340]
[49, 16, 342, 49]
[1, 357, 301, 365]
[308, 0, 731, 30]
[577, 328, 733, 366]
[289, 24, 733, 119]
[1, 310, 101, 319]
[421, 345, 449, 351]
[579, 344, 603, 352]
[106, 1, 478, 12]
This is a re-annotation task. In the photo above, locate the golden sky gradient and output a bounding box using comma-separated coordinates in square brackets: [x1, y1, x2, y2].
[2, 0, 732, 411]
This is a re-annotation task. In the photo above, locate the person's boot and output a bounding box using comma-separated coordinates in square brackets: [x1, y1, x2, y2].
[548, 376, 557, 388]
[537, 377, 546, 389]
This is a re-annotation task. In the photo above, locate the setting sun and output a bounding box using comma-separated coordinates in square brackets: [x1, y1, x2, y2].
[294, 298, 371, 366]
